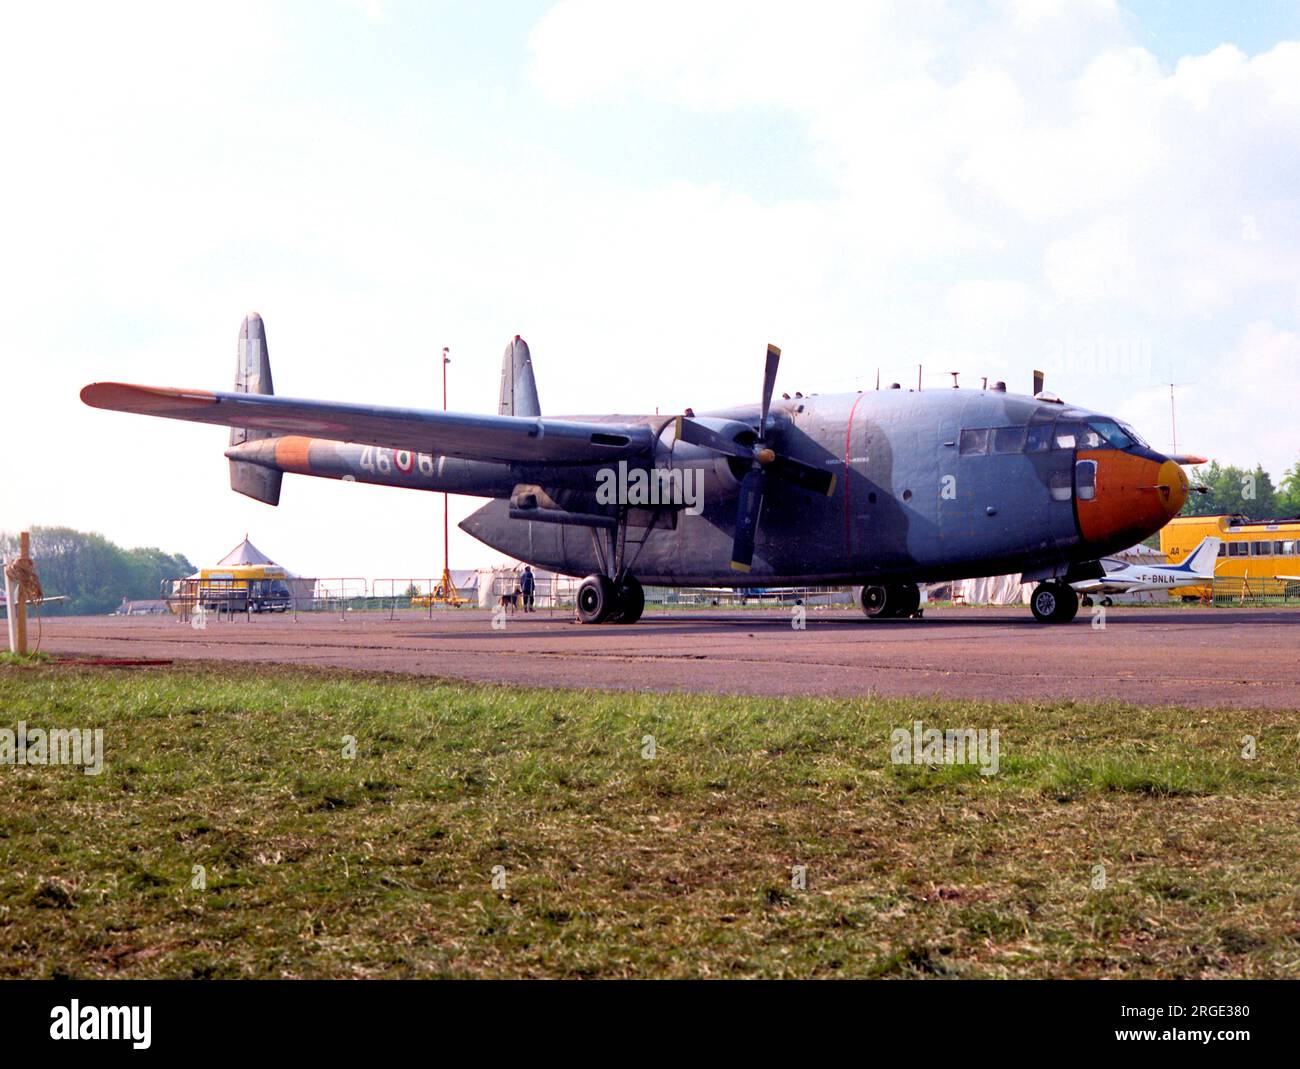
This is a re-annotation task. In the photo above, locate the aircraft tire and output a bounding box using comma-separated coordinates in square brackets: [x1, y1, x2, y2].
[891, 583, 921, 618]
[1054, 585, 1080, 622]
[577, 575, 616, 624]
[1100, 597, 1113, 607]
[1031, 582, 1076, 623]
[860, 584, 891, 618]
[1080, 595, 1093, 607]
[611, 576, 645, 624]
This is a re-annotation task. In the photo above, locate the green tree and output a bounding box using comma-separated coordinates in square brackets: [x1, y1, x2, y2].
[1, 526, 193, 615]
[1181, 462, 1276, 520]
[1277, 458, 1300, 517]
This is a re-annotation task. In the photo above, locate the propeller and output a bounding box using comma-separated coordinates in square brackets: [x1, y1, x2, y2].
[676, 344, 836, 572]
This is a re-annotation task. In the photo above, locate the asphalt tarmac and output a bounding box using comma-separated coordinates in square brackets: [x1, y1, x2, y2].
[31, 605, 1300, 708]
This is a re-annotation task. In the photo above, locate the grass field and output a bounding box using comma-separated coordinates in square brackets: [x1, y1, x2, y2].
[1, 661, 1298, 978]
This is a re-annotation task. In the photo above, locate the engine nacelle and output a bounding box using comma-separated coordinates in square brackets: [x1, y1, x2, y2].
[653, 417, 753, 513]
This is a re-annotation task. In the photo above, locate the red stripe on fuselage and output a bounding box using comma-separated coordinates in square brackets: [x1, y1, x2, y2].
[843, 392, 868, 557]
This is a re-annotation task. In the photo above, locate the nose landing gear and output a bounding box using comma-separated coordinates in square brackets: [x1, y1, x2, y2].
[1030, 581, 1080, 623]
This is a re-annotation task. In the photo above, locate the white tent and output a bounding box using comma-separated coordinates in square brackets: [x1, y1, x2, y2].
[954, 542, 1169, 605]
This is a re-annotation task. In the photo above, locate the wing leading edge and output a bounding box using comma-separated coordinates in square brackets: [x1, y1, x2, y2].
[80, 382, 656, 465]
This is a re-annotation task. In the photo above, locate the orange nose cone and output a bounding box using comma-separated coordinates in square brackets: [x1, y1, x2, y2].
[1159, 459, 1189, 518]
[1076, 451, 1186, 554]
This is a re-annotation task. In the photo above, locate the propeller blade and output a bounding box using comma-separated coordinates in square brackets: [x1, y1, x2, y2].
[674, 416, 751, 459]
[1167, 454, 1208, 466]
[1033, 369, 1044, 396]
[767, 454, 837, 496]
[760, 344, 780, 435]
[730, 469, 765, 572]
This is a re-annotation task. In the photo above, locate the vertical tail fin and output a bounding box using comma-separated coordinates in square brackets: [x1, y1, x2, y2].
[229, 312, 283, 505]
[1183, 537, 1221, 576]
[498, 335, 541, 418]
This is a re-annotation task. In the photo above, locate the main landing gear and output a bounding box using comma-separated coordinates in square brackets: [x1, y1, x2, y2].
[859, 582, 923, 619]
[1030, 581, 1080, 623]
[576, 574, 645, 625]
[575, 507, 654, 625]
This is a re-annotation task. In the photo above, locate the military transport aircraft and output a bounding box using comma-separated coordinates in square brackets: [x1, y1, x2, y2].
[81, 313, 1196, 625]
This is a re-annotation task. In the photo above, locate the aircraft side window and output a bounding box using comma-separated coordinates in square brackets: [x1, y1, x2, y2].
[1053, 422, 1080, 450]
[1049, 469, 1072, 501]
[1076, 459, 1097, 500]
[1024, 424, 1052, 453]
[1229, 542, 1248, 557]
[1218, 543, 1227, 556]
[1079, 427, 1104, 449]
[990, 426, 1026, 454]
[959, 428, 989, 455]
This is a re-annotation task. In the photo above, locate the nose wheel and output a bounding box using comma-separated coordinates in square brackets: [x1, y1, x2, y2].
[1030, 581, 1079, 623]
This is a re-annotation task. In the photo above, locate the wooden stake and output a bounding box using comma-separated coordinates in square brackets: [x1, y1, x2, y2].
[15, 531, 30, 656]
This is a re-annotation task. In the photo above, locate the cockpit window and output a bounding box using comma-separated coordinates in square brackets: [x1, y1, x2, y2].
[959, 428, 989, 455]
[1088, 420, 1135, 449]
[1119, 421, 1147, 447]
[1024, 423, 1053, 453]
[990, 426, 1026, 454]
[1053, 422, 1080, 449]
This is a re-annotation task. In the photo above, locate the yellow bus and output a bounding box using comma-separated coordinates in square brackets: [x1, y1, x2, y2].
[1160, 514, 1300, 602]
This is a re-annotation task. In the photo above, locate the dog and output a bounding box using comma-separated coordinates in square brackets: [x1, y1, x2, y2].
[498, 589, 520, 613]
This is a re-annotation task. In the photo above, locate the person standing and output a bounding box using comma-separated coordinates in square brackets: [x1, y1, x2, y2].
[520, 565, 536, 612]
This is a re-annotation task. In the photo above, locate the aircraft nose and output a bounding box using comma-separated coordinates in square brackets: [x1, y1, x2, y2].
[1076, 451, 1188, 553]
[1157, 457, 1189, 517]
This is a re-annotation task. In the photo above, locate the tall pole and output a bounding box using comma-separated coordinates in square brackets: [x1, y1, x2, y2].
[442, 346, 451, 599]
[1170, 382, 1178, 458]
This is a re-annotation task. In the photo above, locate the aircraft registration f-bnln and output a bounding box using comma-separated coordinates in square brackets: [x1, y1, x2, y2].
[81, 313, 1200, 625]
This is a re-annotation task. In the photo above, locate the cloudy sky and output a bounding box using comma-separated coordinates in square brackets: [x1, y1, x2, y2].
[4, 0, 1299, 579]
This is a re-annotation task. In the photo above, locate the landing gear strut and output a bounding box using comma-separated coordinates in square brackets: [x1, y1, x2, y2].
[1030, 581, 1079, 623]
[860, 582, 922, 619]
[575, 508, 655, 624]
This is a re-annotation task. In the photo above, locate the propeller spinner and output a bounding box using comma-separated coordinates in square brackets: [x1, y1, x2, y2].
[675, 344, 836, 572]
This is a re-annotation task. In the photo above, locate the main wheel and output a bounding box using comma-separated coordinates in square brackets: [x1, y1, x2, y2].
[611, 576, 645, 624]
[891, 583, 921, 618]
[576, 575, 616, 624]
[860, 584, 891, 618]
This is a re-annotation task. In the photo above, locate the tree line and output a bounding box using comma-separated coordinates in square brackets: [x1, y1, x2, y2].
[1180, 459, 1300, 520]
[1, 527, 193, 616]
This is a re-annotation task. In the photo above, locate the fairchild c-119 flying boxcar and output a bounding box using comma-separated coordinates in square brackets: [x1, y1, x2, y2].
[82, 314, 1200, 625]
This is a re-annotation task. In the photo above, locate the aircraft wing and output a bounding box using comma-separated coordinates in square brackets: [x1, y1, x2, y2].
[81, 383, 656, 465]
[1070, 579, 1132, 594]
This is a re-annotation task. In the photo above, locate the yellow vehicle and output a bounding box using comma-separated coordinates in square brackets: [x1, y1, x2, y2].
[1160, 514, 1300, 601]
[193, 564, 293, 613]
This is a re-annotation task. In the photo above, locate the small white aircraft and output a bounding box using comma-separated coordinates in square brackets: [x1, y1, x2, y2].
[1072, 537, 1220, 606]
